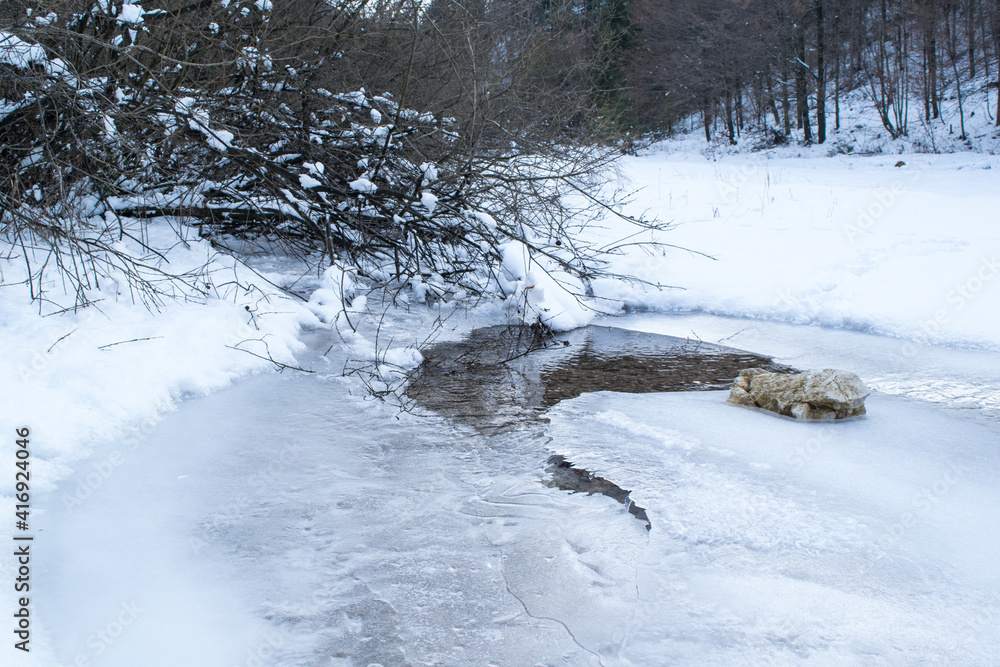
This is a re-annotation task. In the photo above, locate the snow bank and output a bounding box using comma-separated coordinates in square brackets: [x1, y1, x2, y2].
[305, 263, 361, 326]
[499, 240, 594, 331]
[304, 263, 425, 383]
[0, 225, 317, 493]
[0, 222, 324, 662]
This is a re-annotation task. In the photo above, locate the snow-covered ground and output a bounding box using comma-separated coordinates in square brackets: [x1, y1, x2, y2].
[3, 143, 999, 666]
[593, 150, 1000, 350]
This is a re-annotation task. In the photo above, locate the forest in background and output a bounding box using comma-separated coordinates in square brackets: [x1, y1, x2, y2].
[1, 0, 998, 316]
[624, 0, 1000, 145]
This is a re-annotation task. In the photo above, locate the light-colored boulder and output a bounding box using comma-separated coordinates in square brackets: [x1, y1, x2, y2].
[727, 368, 870, 420]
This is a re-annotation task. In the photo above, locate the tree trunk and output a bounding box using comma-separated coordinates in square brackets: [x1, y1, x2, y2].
[968, 0, 977, 77]
[724, 86, 736, 144]
[995, 4, 1000, 125]
[796, 27, 812, 141]
[879, 0, 888, 107]
[894, 23, 909, 136]
[952, 56, 967, 139]
[782, 61, 791, 136]
[929, 29, 939, 119]
[923, 33, 931, 122]
[736, 86, 744, 136]
[834, 0, 841, 130]
[816, 0, 827, 143]
[767, 73, 782, 126]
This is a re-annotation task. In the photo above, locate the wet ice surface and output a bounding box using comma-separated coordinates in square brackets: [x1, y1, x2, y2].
[547, 390, 1000, 664]
[35, 330, 649, 667]
[34, 314, 1000, 666]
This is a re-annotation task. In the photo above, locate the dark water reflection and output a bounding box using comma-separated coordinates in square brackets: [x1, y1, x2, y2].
[408, 324, 792, 429]
[407, 324, 793, 529]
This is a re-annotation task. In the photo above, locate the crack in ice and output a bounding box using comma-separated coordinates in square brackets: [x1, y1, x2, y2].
[481, 527, 607, 666]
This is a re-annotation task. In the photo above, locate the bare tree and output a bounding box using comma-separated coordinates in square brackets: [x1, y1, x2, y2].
[1, 0, 668, 324]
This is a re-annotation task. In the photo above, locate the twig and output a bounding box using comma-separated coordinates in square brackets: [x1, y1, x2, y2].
[46, 329, 78, 353]
[98, 336, 164, 350]
[716, 328, 746, 344]
[226, 344, 315, 373]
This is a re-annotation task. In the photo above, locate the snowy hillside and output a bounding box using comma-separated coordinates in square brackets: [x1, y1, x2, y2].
[595, 149, 1000, 350]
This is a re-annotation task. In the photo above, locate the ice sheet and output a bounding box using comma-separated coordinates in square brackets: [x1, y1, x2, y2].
[546, 389, 1000, 665]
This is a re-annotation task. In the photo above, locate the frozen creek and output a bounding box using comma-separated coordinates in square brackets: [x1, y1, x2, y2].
[35, 312, 1000, 666]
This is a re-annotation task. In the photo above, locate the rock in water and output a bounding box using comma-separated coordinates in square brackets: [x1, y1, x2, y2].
[728, 368, 870, 420]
